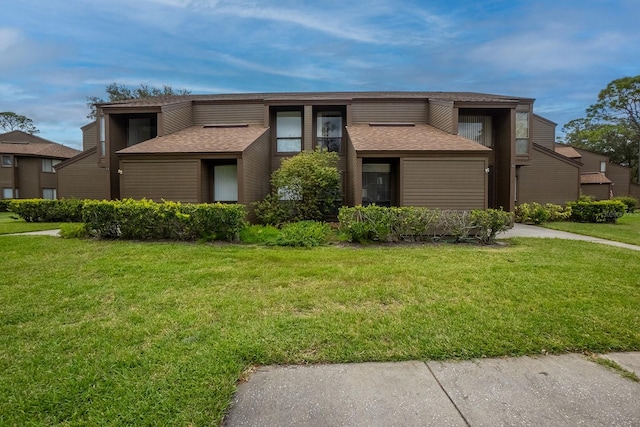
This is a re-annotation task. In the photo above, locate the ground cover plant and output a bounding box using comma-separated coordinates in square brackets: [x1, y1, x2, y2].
[0, 211, 66, 235]
[1, 236, 639, 425]
[544, 212, 640, 246]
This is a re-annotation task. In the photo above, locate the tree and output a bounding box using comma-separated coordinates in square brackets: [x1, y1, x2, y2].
[562, 76, 640, 182]
[0, 112, 39, 134]
[86, 83, 192, 119]
[254, 150, 341, 224]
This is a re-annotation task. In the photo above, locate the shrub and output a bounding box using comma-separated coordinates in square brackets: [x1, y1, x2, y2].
[273, 221, 331, 247]
[0, 199, 10, 212]
[239, 225, 281, 245]
[470, 208, 514, 244]
[8, 198, 84, 222]
[613, 196, 638, 213]
[255, 150, 341, 224]
[514, 202, 570, 224]
[566, 200, 626, 223]
[59, 223, 89, 239]
[82, 199, 246, 241]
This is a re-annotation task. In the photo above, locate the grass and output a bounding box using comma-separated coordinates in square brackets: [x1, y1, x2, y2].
[543, 213, 640, 246]
[1, 236, 639, 425]
[0, 211, 66, 234]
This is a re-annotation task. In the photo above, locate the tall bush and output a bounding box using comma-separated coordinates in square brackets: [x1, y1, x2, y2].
[9, 198, 83, 222]
[255, 150, 341, 224]
[566, 200, 626, 223]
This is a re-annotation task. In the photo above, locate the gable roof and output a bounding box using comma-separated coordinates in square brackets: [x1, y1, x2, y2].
[581, 172, 612, 184]
[554, 144, 582, 159]
[347, 123, 492, 154]
[0, 130, 80, 158]
[117, 125, 269, 155]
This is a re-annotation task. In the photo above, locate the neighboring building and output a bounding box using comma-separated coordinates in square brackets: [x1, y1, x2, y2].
[0, 131, 80, 200]
[57, 91, 582, 218]
[555, 145, 633, 199]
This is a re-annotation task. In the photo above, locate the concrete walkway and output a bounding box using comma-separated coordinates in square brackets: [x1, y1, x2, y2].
[3, 229, 61, 236]
[224, 352, 640, 426]
[499, 223, 640, 251]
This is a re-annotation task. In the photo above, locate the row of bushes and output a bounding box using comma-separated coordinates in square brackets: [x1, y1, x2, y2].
[9, 198, 246, 241]
[338, 205, 513, 244]
[515, 197, 632, 224]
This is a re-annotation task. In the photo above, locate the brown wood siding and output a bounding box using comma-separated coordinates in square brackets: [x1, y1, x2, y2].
[58, 150, 109, 200]
[494, 111, 514, 210]
[576, 149, 607, 171]
[608, 163, 631, 196]
[351, 101, 427, 124]
[241, 130, 271, 222]
[427, 102, 454, 133]
[82, 122, 98, 151]
[16, 157, 40, 198]
[0, 162, 13, 191]
[581, 183, 610, 200]
[303, 105, 313, 151]
[193, 103, 264, 125]
[630, 183, 640, 200]
[517, 146, 579, 205]
[532, 115, 555, 150]
[162, 104, 193, 135]
[120, 159, 199, 203]
[108, 116, 127, 199]
[402, 158, 486, 210]
[346, 136, 360, 206]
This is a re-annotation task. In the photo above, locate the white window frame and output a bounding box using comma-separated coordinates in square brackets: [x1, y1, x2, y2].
[42, 188, 57, 200]
[42, 158, 61, 173]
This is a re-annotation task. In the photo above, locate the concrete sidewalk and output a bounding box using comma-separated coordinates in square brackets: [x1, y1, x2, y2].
[224, 352, 640, 426]
[499, 223, 640, 251]
[3, 229, 61, 236]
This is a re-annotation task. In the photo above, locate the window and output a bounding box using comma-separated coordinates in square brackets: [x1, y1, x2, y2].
[42, 158, 61, 173]
[2, 155, 12, 167]
[276, 111, 302, 153]
[317, 112, 342, 152]
[2, 188, 13, 199]
[458, 115, 493, 147]
[42, 188, 57, 200]
[516, 111, 529, 155]
[99, 115, 106, 157]
[213, 164, 238, 202]
[127, 117, 155, 147]
[362, 163, 391, 207]
[600, 161, 607, 173]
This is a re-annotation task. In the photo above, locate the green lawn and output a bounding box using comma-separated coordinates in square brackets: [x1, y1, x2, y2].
[1, 237, 639, 425]
[0, 212, 65, 234]
[543, 213, 640, 246]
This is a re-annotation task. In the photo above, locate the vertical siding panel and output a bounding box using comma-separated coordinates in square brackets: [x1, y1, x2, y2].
[517, 146, 579, 205]
[162, 104, 193, 135]
[120, 159, 199, 203]
[427, 101, 454, 133]
[303, 105, 313, 151]
[82, 122, 98, 151]
[402, 158, 486, 210]
[193, 103, 264, 125]
[345, 135, 360, 206]
[351, 102, 427, 124]
[57, 148, 109, 200]
[242, 130, 271, 222]
[532, 115, 556, 150]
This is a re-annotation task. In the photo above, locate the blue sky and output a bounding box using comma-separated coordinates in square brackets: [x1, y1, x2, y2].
[1, 0, 639, 150]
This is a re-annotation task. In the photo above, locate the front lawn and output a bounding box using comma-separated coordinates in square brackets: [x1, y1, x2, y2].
[1, 237, 639, 425]
[543, 213, 640, 246]
[0, 211, 65, 235]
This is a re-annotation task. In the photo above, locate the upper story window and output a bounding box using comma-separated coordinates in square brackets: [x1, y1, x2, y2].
[2, 155, 12, 167]
[458, 115, 493, 147]
[42, 158, 61, 173]
[42, 188, 57, 200]
[127, 117, 156, 147]
[516, 111, 529, 155]
[99, 115, 106, 157]
[600, 161, 607, 173]
[276, 111, 302, 153]
[316, 112, 343, 152]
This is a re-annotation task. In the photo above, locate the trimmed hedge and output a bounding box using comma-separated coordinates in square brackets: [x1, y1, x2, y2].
[8, 199, 84, 222]
[514, 202, 572, 224]
[82, 199, 246, 241]
[613, 196, 638, 213]
[338, 205, 513, 244]
[566, 200, 626, 223]
[0, 199, 10, 213]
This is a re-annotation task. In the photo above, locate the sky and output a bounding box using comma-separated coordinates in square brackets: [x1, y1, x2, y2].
[1, 0, 639, 150]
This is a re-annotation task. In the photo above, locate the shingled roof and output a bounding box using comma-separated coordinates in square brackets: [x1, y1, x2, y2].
[580, 172, 612, 184]
[117, 125, 269, 155]
[555, 144, 582, 159]
[0, 131, 80, 158]
[347, 123, 492, 154]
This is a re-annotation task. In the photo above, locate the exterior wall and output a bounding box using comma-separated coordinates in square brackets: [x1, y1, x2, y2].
[120, 159, 200, 203]
[241, 130, 272, 221]
[532, 115, 556, 150]
[57, 149, 109, 200]
[0, 156, 15, 197]
[494, 111, 514, 210]
[608, 163, 631, 196]
[581, 183, 611, 200]
[401, 157, 487, 210]
[517, 146, 580, 205]
[15, 157, 41, 198]
[427, 101, 454, 133]
[576, 149, 607, 171]
[345, 136, 360, 206]
[82, 122, 98, 151]
[351, 101, 427, 124]
[193, 103, 264, 125]
[162, 103, 193, 136]
[630, 183, 640, 200]
[108, 116, 128, 199]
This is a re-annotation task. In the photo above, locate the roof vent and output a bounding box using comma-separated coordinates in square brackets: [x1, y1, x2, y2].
[368, 122, 415, 127]
[203, 123, 249, 128]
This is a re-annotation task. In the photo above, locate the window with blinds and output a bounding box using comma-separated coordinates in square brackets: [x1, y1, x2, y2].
[458, 115, 493, 147]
